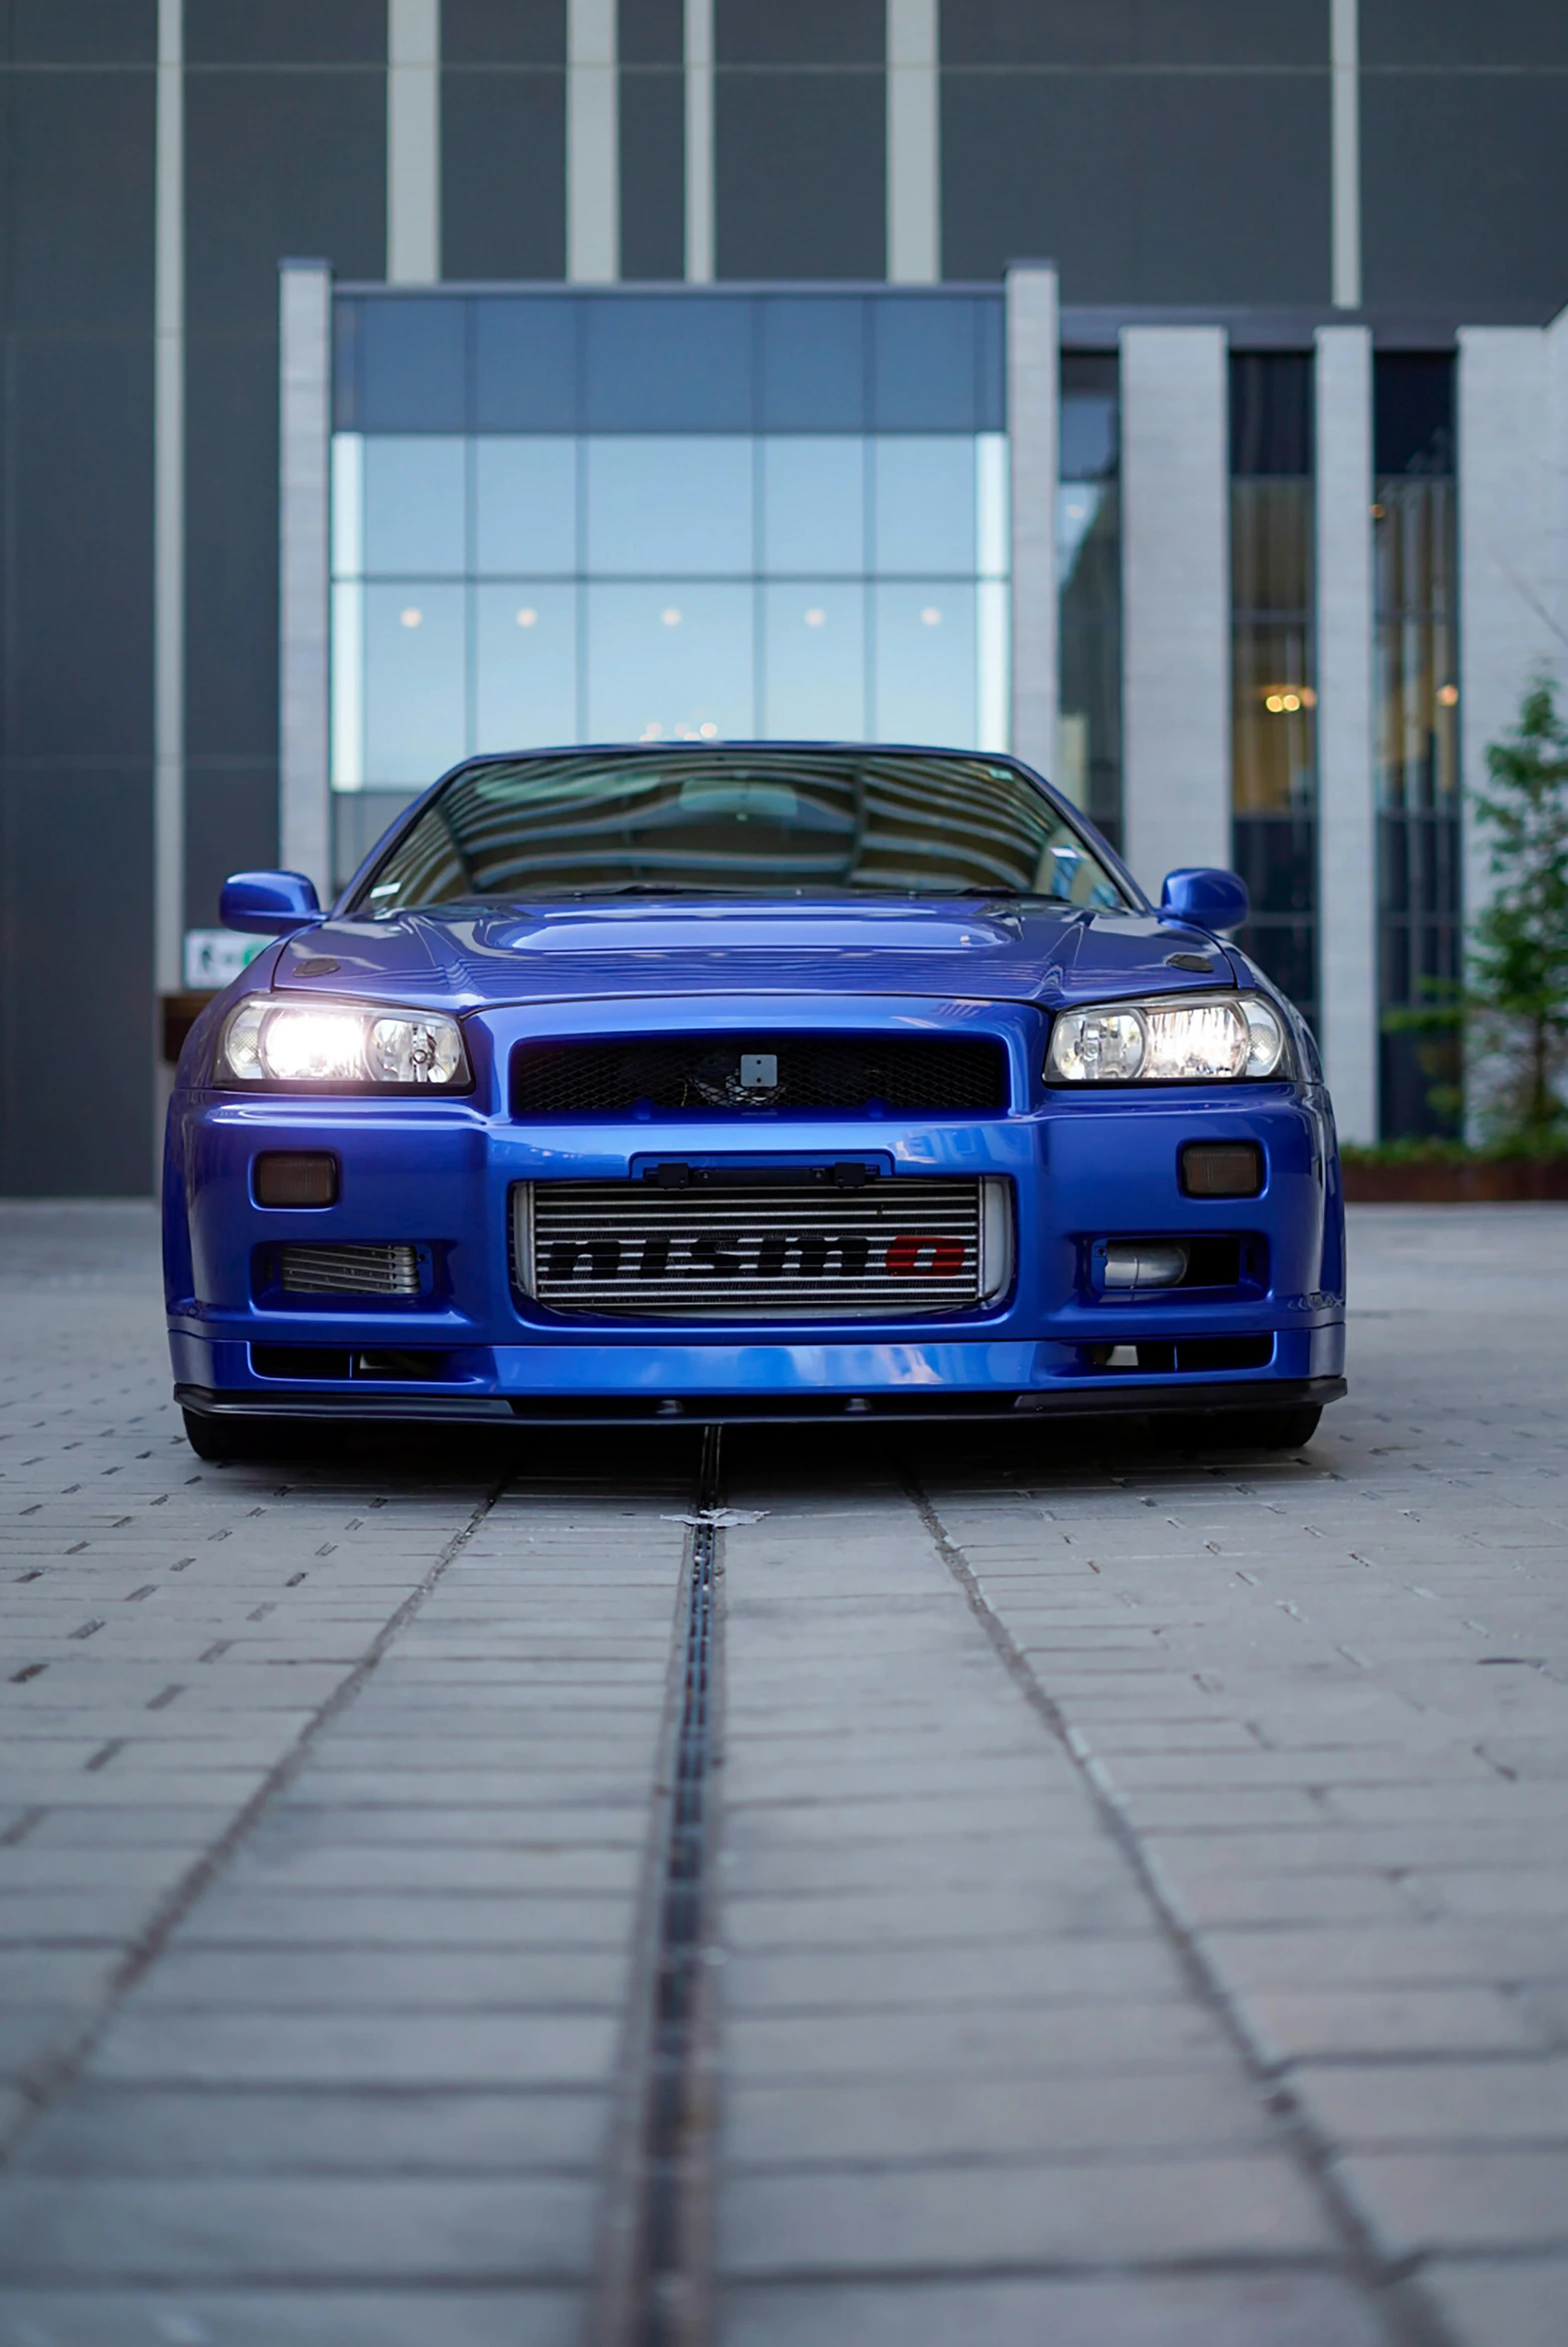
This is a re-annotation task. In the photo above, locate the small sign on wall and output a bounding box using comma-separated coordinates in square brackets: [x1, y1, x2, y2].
[183, 931, 268, 991]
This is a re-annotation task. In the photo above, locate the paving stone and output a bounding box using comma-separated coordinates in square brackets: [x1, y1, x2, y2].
[723, 2273, 1390, 2347]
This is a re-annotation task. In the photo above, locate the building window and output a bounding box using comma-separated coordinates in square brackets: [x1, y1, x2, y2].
[1374, 355, 1459, 1140]
[1229, 352, 1317, 1028]
[328, 289, 1007, 885]
[1057, 354, 1122, 849]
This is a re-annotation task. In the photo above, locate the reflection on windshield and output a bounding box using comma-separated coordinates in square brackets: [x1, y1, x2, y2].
[351, 748, 1129, 914]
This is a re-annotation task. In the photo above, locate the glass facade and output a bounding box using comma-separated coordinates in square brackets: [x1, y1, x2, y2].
[1229, 353, 1317, 1028]
[1374, 355, 1460, 1138]
[1057, 354, 1122, 848]
[330, 289, 1008, 882]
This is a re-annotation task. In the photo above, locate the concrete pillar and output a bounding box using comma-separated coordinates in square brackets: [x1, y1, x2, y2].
[1314, 325, 1377, 1141]
[1006, 264, 1057, 781]
[279, 263, 333, 900]
[1330, 0, 1360, 310]
[154, 0, 184, 1004]
[685, 0, 714, 282]
[1121, 325, 1230, 898]
[886, 0, 938, 285]
[387, 0, 440, 284]
[568, 0, 619, 282]
[1457, 330, 1558, 958]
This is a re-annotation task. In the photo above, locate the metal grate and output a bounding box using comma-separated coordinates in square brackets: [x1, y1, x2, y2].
[278, 1242, 420, 1296]
[519, 1176, 1008, 1319]
[511, 1035, 1011, 1117]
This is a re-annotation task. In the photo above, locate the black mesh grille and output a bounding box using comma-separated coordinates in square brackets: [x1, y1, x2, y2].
[511, 1036, 1011, 1117]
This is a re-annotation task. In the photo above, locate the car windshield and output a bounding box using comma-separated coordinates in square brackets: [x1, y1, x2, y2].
[349, 748, 1131, 914]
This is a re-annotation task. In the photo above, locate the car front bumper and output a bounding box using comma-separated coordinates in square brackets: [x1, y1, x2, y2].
[166, 1025, 1346, 1427]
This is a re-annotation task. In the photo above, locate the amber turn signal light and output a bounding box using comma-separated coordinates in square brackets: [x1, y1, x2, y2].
[254, 1152, 339, 1206]
[1180, 1142, 1263, 1198]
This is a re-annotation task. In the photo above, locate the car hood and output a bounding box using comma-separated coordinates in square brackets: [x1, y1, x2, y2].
[270, 899, 1242, 1011]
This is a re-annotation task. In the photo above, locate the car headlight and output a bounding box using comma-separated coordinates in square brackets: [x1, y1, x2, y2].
[216, 998, 470, 1089]
[1045, 993, 1287, 1084]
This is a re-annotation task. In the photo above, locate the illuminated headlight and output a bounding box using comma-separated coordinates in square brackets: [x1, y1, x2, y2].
[1046, 994, 1287, 1085]
[217, 998, 470, 1089]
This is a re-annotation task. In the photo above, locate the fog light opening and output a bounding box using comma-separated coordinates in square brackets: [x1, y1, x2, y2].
[1103, 1241, 1189, 1291]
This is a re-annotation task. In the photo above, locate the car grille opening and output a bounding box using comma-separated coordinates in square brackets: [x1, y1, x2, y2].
[277, 1242, 421, 1296]
[518, 1175, 1010, 1319]
[510, 1035, 1011, 1117]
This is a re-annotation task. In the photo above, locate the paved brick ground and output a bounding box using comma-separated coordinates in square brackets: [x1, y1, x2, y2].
[1, 1203, 1565, 2346]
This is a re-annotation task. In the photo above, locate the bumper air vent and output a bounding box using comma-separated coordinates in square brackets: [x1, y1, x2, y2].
[517, 1174, 1011, 1320]
[511, 1035, 1011, 1117]
[278, 1242, 421, 1296]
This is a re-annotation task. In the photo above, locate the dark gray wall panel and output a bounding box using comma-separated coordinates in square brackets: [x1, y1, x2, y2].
[620, 0, 682, 66]
[941, 1, 1325, 66]
[0, 768, 153, 1194]
[443, 0, 566, 64]
[717, 0, 882, 65]
[620, 70, 685, 278]
[5, 65, 154, 329]
[186, 764, 279, 925]
[1362, 75, 1568, 309]
[185, 70, 387, 331]
[186, 0, 384, 65]
[184, 339, 278, 765]
[442, 71, 567, 278]
[7, 339, 153, 760]
[717, 72, 884, 280]
[4, 1, 155, 62]
[941, 70, 1328, 300]
[1363, 2, 1568, 67]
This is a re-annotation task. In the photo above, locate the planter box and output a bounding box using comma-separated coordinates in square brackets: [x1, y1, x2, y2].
[1342, 1159, 1568, 1202]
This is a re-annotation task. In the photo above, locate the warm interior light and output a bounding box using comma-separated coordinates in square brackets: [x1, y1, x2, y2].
[516, 607, 538, 628]
[804, 608, 825, 628]
[1438, 683, 1459, 706]
[399, 608, 422, 629]
[661, 607, 682, 628]
[920, 607, 942, 627]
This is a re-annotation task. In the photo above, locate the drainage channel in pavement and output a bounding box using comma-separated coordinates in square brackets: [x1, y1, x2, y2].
[600, 1422, 727, 2347]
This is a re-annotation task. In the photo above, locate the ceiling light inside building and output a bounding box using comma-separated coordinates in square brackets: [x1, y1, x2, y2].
[400, 607, 422, 629]
[516, 607, 538, 628]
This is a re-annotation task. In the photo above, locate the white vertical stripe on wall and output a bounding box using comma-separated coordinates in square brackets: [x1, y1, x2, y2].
[1005, 265, 1057, 777]
[1121, 326, 1230, 896]
[685, 0, 715, 282]
[569, 0, 619, 282]
[1458, 328, 1558, 1128]
[887, 0, 938, 284]
[388, 0, 440, 283]
[1330, 0, 1360, 310]
[279, 264, 333, 896]
[1314, 325, 1377, 1141]
[154, 0, 184, 1012]
[1547, 303, 1568, 658]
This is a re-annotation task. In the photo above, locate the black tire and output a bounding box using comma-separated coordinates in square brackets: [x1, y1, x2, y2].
[1160, 1404, 1322, 1452]
[181, 1406, 277, 1463]
[1221, 1403, 1323, 1450]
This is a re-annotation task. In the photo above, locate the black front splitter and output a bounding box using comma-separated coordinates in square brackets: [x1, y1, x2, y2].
[177, 1376, 1345, 1430]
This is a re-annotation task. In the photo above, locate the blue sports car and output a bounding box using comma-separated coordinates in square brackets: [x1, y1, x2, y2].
[164, 744, 1345, 1459]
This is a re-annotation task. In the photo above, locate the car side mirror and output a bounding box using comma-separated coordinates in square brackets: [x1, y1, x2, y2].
[1159, 867, 1249, 933]
[219, 870, 322, 936]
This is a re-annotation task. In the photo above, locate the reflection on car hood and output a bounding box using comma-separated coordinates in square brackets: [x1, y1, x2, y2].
[270, 899, 1242, 1010]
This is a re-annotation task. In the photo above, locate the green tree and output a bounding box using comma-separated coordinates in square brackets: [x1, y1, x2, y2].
[1463, 679, 1568, 1152]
